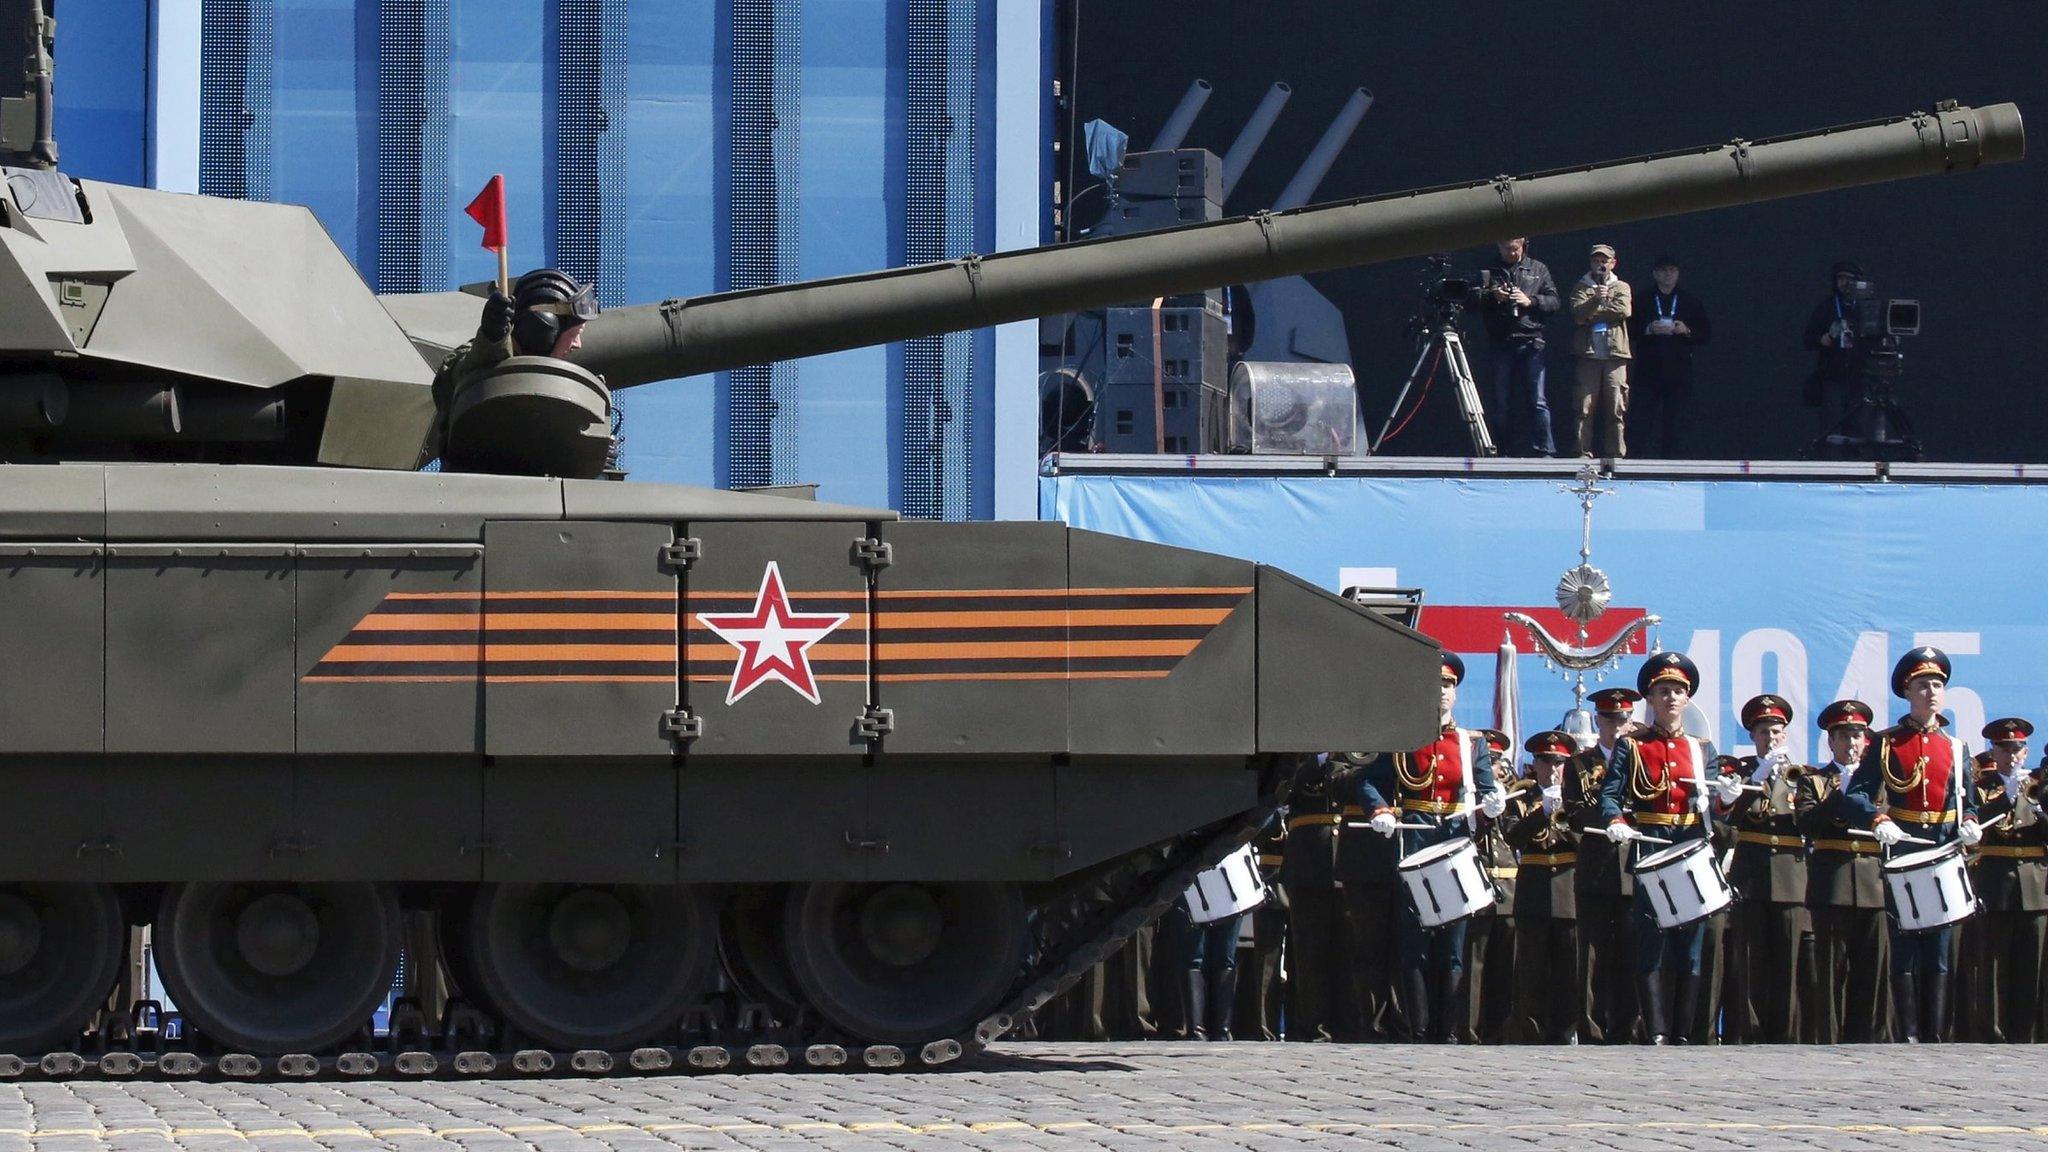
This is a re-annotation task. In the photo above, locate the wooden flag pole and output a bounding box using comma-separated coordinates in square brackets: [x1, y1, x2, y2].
[497, 246, 510, 298]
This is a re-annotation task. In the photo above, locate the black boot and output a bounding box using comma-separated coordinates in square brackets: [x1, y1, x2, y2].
[1180, 970, 1207, 1041]
[1206, 965, 1238, 1041]
[1893, 973, 1921, 1044]
[1924, 971, 1950, 1044]
[1673, 972, 1701, 1046]
[1437, 967, 1468, 1044]
[1638, 975, 1669, 1045]
[1403, 969, 1432, 1045]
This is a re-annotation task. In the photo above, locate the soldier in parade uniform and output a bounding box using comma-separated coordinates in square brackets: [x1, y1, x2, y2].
[1282, 754, 1353, 1041]
[1567, 687, 1642, 1043]
[1599, 652, 1731, 1044]
[1506, 730, 1582, 1043]
[1336, 757, 1405, 1041]
[1964, 717, 2045, 1043]
[1723, 694, 1811, 1043]
[1359, 652, 1507, 1042]
[1238, 814, 1290, 1040]
[1465, 729, 1521, 1044]
[1840, 646, 1983, 1043]
[1796, 699, 1891, 1043]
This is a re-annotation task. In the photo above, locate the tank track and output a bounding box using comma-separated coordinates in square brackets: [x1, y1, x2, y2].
[0, 804, 1274, 1082]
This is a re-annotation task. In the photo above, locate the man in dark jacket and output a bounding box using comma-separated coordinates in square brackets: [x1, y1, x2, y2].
[1627, 255, 1712, 458]
[1801, 260, 1870, 433]
[1507, 730, 1582, 1043]
[1478, 237, 1563, 457]
[1796, 700, 1890, 1043]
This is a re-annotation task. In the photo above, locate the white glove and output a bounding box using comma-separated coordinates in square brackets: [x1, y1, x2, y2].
[1711, 774, 1747, 804]
[1542, 784, 1563, 814]
[1480, 790, 1508, 819]
[1605, 821, 1638, 844]
[1749, 758, 1775, 784]
[1958, 819, 1984, 847]
[1873, 820, 1907, 848]
[1368, 811, 1398, 838]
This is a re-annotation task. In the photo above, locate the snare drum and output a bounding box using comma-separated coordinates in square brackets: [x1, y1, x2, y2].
[1631, 839, 1735, 929]
[1882, 841, 1979, 933]
[1184, 843, 1269, 923]
[1397, 837, 1496, 928]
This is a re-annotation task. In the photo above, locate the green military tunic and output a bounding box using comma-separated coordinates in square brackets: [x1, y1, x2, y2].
[1565, 741, 1637, 1042]
[1724, 755, 1811, 1043]
[1795, 762, 1891, 1043]
[1504, 784, 1579, 1042]
[1464, 775, 1522, 1043]
[1964, 767, 2048, 1043]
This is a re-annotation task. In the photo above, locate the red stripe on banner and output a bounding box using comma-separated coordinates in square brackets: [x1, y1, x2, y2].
[1420, 606, 1651, 656]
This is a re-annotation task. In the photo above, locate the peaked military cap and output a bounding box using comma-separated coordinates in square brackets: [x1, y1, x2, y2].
[1588, 687, 1642, 716]
[1478, 728, 1511, 753]
[1525, 730, 1576, 758]
[1740, 694, 1793, 731]
[1984, 717, 2034, 744]
[1441, 651, 1466, 685]
[1890, 646, 1950, 698]
[1637, 651, 1700, 695]
[1817, 699, 1874, 731]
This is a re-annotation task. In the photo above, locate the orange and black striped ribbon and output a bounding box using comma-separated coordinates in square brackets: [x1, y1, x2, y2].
[305, 590, 676, 684]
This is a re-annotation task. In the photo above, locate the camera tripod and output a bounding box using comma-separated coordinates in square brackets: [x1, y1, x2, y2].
[1371, 321, 1498, 456]
[1806, 352, 1924, 461]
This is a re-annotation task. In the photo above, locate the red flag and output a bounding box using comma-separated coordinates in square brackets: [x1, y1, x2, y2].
[464, 174, 507, 251]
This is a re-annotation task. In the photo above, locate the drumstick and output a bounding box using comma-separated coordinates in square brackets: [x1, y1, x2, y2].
[1343, 821, 1442, 832]
[1848, 828, 1935, 847]
[1576, 827, 1671, 846]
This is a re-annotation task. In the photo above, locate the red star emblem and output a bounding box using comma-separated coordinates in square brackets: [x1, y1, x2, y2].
[695, 562, 849, 705]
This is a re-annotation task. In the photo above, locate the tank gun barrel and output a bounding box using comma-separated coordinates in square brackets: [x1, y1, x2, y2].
[576, 102, 2024, 390]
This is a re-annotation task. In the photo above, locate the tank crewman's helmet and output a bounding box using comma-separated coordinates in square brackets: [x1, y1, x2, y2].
[1637, 651, 1700, 696]
[511, 268, 600, 356]
[1817, 699, 1874, 732]
[1740, 694, 1794, 732]
[1890, 646, 1951, 699]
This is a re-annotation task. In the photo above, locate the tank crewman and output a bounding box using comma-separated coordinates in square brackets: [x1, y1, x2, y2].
[1359, 652, 1506, 1043]
[1237, 812, 1289, 1040]
[1723, 694, 1811, 1044]
[1841, 646, 1982, 1043]
[1797, 700, 1891, 1043]
[1506, 730, 1582, 1043]
[1282, 753, 1353, 1041]
[1464, 728, 1520, 1043]
[430, 269, 600, 453]
[1599, 652, 1726, 1045]
[1566, 687, 1643, 1043]
[1964, 718, 2044, 1043]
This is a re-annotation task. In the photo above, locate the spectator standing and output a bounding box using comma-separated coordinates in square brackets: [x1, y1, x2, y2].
[1478, 237, 1562, 456]
[1627, 256, 1712, 457]
[1568, 244, 1632, 457]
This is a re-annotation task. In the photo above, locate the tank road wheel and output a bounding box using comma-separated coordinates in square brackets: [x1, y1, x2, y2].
[718, 885, 804, 1022]
[467, 883, 717, 1051]
[781, 881, 1027, 1046]
[155, 882, 402, 1055]
[0, 884, 125, 1053]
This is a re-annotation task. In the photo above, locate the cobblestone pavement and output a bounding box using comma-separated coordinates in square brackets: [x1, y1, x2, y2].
[3, 1043, 2047, 1152]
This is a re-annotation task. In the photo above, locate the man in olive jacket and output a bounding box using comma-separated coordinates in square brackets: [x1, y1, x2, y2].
[1964, 718, 2045, 1043]
[1723, 695, 1811, 1044]
[1796, 699, 1890, 1043]
[1568, 244, 1633, 458]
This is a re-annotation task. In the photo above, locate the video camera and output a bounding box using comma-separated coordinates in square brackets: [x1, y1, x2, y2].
[1837, 278, 1921, 342]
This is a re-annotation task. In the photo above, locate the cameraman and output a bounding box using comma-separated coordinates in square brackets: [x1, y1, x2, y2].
[1478, 237, 1562, 456]
[1802, 260, 1869, 429]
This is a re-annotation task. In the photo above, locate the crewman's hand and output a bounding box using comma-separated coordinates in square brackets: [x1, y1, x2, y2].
[1711, 774, 1747, 804]
[1480, 791, 1508, 820]
[482, 289, 515, 342]
[1605, 821, 1639, 844]
[1958, 818, 1984, 847]
[1368, 811, 1399, 838]
[1873, 820, 1907, 847]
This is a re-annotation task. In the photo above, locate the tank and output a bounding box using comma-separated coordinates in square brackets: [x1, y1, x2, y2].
[0, 0, 2027, 1078]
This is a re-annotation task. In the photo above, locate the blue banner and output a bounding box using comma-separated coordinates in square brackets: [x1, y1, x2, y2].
[1042, 473, 2048, 762]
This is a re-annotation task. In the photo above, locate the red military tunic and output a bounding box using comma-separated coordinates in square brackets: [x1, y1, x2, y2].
[1873, 720, 1967, 827]
[1386, 726, 1470, 817]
